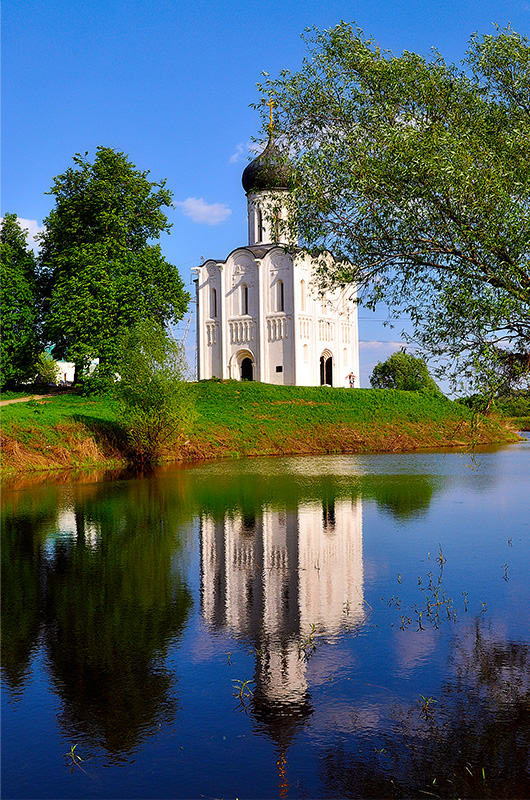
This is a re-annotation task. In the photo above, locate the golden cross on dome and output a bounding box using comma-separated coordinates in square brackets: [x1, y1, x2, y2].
[267, 98, 275, 136]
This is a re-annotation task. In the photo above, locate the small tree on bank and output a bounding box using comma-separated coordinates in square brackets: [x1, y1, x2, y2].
[115, 321, 195, 464]
[370, 350, 441, 393]
[35, 352, 60, 385]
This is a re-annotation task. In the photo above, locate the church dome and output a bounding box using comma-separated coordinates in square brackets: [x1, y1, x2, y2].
[242, 139, 293, 194]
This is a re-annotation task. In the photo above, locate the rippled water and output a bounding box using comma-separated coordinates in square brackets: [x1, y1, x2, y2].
[2, 438, 530, 798]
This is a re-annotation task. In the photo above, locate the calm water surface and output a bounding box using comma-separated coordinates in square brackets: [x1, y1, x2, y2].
[2, 439, 530, 799]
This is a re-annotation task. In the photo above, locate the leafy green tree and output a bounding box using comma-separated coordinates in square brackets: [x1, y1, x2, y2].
[39, 147, 189, 381]
[257, 25, 530, 391]
[0, 214, 40, 387]
[370, 350, 440, 392]
[35, 351, 60, 385]
[116, 320, 196, 463]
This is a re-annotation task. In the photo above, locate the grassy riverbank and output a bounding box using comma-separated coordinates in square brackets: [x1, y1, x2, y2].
[0, 381, 520, 476]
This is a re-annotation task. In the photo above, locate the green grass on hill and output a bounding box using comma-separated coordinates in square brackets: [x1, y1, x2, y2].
[0, 381, 519, 476]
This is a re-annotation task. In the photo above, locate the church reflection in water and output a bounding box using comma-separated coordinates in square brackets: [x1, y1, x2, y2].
[200, 497, 364, 786]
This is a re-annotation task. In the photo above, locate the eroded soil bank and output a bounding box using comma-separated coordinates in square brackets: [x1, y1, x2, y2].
[1, 381, 520, 479]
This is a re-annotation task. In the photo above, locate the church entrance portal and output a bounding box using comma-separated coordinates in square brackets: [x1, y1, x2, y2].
[241, 357, 253, 381]
[320, 354, 333, 386]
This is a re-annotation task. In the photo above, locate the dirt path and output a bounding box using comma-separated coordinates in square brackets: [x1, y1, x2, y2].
[0, 394, 56, 407]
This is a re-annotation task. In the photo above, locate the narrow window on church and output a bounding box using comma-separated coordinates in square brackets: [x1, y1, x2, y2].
[273, 211, 280, 242]
[343, 348, 348, 365]
[256, 208, 264, 242]
[278, 280, 284, 312]
[242, 284, 248, 315]
[210, 287, 217, 318]
[321, 295, 327, 314]
[303, 344, 309, 363]
[300, 280, 306, 312]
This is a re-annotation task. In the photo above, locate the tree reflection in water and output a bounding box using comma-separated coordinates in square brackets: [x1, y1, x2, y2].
[4, 453, 526, 798]
[373, 475, 435, 521]
[321, 620, 530, 798]
[2, 473, 193, 757]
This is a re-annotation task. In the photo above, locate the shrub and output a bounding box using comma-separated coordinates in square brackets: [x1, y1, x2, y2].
[370, 350, 441, 393]
[81, 365, 118, 396]
[35, 352, 60, 385]
[115, 321, 195, 464]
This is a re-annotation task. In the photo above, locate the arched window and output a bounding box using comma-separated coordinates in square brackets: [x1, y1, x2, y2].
[277, 280, 284, 312]
[256, 208, 264, 242]
[343, 348, 348, 366]
[241, 283, 249, 315]
[273, 211, 280, 242]
[300, 280, 306, 312]
[210, 287, 217, 318]
[303, 344, 309, 363]
[321, 295, 327, 314]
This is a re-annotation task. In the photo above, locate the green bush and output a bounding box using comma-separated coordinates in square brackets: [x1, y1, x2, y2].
[115, 321, 195, 464]
[495, 391, 530, 418]
[81, 365, 118, 396]
[370, 350, 441, 393]
[35, 352, 60, 385]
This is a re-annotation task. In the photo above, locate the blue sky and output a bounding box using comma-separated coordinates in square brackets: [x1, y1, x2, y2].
[2, 0, 528, 386]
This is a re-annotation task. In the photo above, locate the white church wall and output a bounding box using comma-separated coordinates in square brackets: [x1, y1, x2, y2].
[205, 263, 222, 378]
[247, 190, 295, 247]
[263, 249, 295, 384]
[193, 157, 359, 386]
[293, 258, 316, 386]
[226, 251, 260, 380]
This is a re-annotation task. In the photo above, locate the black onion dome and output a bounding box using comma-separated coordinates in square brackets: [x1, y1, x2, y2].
[242, 139, 293, 194]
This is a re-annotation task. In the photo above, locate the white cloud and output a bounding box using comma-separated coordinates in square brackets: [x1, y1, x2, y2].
[229, 143, 245, 164]
[229, 140, 263, 164]
[1, 217, 44, 253]
[175, 197, 231, 226]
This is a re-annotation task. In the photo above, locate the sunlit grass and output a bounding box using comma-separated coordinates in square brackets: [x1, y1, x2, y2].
[1, 380, 519, 475]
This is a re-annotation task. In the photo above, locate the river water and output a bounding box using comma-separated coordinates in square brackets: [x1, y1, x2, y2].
[2, 438, 530, 799]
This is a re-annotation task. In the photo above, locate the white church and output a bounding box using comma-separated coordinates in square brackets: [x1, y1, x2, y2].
[193, 139, 359, 388]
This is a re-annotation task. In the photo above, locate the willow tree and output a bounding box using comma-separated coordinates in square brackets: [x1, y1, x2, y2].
[39, 147, 189, 382]
[257, 25, 530, 392]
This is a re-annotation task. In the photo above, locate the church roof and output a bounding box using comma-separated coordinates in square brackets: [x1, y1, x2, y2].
[203, 244, 292, 265]
[244, 245, 277, 258]
[242, 139, 293, 194]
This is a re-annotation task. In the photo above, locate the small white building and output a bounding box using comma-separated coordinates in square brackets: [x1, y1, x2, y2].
[193, 141, 359, 388]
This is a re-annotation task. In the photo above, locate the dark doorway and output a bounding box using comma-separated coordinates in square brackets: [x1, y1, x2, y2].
[320, 355, 333, 386]
[241, 358, 253, 381]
